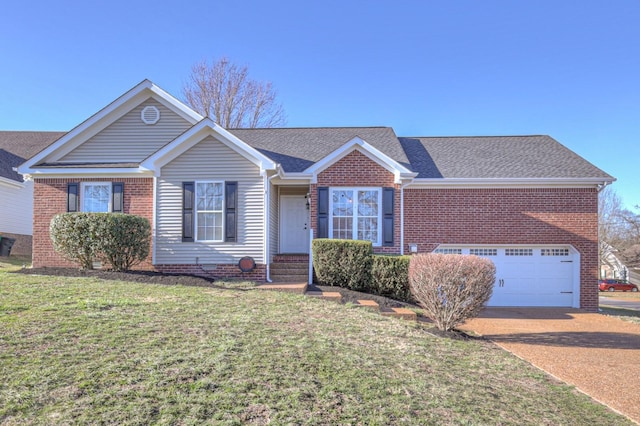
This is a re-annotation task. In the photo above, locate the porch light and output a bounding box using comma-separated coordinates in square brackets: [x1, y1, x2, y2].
[305, 193, 311, 210]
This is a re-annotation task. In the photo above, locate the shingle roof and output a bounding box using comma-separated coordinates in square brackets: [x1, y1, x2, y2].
[0, 131, 65, 181]
[228, 127, 410, 172]
[398, 135, 613, 179]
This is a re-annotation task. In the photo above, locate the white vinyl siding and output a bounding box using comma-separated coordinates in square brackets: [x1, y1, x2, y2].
[60, 99, 192, 163]
[0, 180, 33, 235]
[155, 135, 264, 264]
[269, 181, 279, 262]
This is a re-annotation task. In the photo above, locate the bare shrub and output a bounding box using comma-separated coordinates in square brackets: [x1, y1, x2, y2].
[409, 253, 495, 331]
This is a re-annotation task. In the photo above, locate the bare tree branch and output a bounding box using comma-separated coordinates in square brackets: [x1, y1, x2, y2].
[182, 57, 286, 128]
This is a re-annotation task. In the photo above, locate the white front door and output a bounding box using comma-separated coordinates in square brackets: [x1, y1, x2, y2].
[280, 195, 310, 253]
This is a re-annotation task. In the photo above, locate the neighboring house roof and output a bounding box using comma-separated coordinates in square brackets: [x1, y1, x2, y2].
[0, 131, 65, 182]
[228, 127, 411, 173]
[398, 135, 613, 180]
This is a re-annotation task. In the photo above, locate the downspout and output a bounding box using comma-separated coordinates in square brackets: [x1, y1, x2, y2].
[400, 180, 411, 255]
[264, 171, 280, 283]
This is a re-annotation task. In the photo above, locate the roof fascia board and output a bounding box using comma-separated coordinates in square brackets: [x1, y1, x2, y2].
[18, 80, 203, 173]
[0, 175, 24, 188]
[140, 119, 277, 175]
[24, 169, 155, 179]
[408, 177, 616, 189]
[306, 136, 414, 184]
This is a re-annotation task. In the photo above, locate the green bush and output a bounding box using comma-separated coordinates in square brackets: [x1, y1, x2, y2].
[371, 255, 413, 303]
[50, 213, 102, 269]
[312, 239, 373, 291]
[97, 214, 151, 272]
[50, 213, 150, 271]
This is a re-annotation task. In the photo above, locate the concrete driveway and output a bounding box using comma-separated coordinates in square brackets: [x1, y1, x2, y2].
[459, 308, 640, 423]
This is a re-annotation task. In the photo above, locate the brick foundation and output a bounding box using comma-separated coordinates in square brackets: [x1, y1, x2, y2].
[33, 177, 154, 269]
[403, 187, 600, 311]
[155, 263, 267, 281]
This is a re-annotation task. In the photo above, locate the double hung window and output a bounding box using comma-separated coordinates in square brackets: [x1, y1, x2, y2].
[82, 182, 112, 212]
[196, 182, 224, 241]
[330, 188, 381, 245]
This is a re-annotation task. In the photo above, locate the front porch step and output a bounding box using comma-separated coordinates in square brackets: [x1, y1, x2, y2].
[270, 263, 308, 274]
[355, 299, 380, 311]
[269, 273, 308, 283]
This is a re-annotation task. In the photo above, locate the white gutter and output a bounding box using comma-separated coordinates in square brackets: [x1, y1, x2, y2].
[264, 171, 280, 283]
[399, 180, 411, 255]
[408, 177, 616, 188]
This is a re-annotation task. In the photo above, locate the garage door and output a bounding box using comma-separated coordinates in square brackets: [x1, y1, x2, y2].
[434, 246, 578, 307]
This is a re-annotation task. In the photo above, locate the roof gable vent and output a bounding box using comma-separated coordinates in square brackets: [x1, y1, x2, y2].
[141, 105, 160, 125]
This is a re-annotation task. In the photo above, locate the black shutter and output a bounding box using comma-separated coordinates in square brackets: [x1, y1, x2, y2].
[112, 182, 124, 213]
[67, 183, 79, 212]
[225, 181, 238, 242]
[182, 182, 195, 242]
[317, 187, 329, 238]
[382, 187, 394, 246]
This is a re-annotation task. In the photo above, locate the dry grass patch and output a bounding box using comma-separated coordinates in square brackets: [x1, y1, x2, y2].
[0, 269, 633, 425]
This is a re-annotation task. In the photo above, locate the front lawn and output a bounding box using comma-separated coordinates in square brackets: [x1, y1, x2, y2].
[0, 262, 631, 424]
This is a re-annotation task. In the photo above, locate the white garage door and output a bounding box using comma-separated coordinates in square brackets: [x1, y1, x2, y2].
[434, 246, 579, 307]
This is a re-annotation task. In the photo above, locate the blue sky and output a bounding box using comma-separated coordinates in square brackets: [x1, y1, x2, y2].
[2, 1, 638, 209]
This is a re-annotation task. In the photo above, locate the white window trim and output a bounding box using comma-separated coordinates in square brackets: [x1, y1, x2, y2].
[81, 182, 112, 212]
[195, 180, 225, 242]
[328, 187, 382, 246]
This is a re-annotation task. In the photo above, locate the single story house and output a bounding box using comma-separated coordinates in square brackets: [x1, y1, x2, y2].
[18, 80, 614, 310]
[0, 131, 65, 255]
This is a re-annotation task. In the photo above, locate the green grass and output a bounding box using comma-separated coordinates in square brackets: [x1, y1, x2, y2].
[0, 264, 632, 425]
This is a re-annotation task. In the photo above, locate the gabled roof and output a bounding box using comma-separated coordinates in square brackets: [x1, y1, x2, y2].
[228, 127, 410, 173]
[0, 131, 65, 182]
[18, 80, 203, 175]
[398, 135, 614, 180]
[141, 118, 277, 174]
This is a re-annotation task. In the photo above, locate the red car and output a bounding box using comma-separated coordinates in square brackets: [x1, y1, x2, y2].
[598, 279, 639, 292]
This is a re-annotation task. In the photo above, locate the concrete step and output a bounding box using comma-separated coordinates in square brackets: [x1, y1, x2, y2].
[306, 291, 342, 301]
[257, 282, 307, 294]
[380, 307, 417, 321]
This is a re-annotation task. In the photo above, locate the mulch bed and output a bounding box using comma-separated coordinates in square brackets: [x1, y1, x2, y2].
[13, 267, 216, 287]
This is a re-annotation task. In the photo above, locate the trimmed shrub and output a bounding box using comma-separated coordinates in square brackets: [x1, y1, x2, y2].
[371, 255, 413, 302]
[97, 214, 151, 272]
[50, 213, 150, 271]
[312, 239, 373, 291]
[409, 253, 496, 331]
[50, 213, 102, 269]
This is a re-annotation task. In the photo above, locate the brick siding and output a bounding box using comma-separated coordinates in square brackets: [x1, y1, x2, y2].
[311, 150, 401, 254]
[33, 178, 154, 269]
[403, 187, 599, 311]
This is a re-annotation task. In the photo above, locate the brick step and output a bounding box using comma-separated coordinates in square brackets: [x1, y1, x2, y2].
[270, 263, 309, 274]
[272, 255, 309, 263]
[269, 274, 308, 283]
[306, 291, 342, 301]
[380, 307, 417, 321]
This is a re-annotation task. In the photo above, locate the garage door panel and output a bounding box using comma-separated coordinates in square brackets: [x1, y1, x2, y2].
[462, 246, 576, 308]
